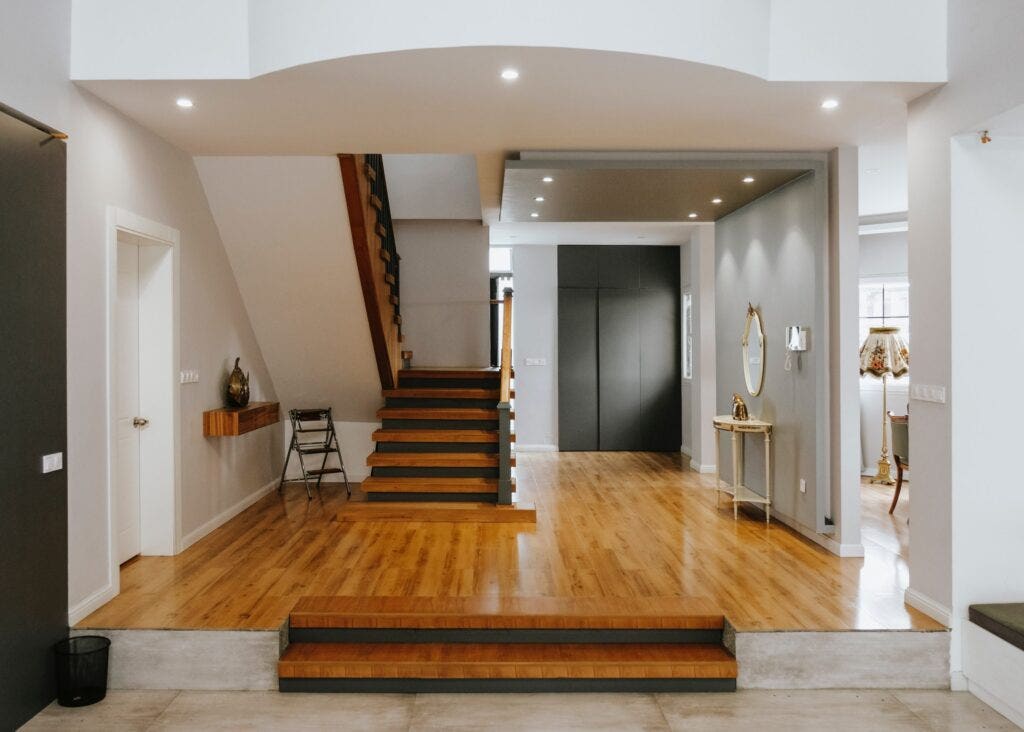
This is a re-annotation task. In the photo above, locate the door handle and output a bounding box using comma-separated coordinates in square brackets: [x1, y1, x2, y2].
[133, 417, 149, 428]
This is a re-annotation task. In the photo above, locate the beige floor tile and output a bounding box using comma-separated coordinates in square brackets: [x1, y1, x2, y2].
[893, 690, 1020, 730]
[408, 692, 669, 731]
[655, 690, 928, 732]
[148, 691, 413, 731]
[21, 690, 179, 731]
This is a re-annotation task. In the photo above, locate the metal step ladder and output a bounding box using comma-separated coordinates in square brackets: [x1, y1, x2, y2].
[278, 407, 351, 499]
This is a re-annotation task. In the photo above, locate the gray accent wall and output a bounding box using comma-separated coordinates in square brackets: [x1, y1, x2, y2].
[715, 167, 829, 533]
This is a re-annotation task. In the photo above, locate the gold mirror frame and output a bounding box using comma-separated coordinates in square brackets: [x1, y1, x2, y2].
[742, 303, 765, 397]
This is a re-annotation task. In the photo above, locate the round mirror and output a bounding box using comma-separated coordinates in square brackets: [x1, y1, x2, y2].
[742, 304, 765, 397]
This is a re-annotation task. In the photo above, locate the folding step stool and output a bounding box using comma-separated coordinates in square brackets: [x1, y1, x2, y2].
[278, 407, 351, 499]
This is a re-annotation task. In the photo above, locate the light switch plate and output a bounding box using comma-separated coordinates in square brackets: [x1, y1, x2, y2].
[525, 358, 548, 366]
[42, 452, 63, 473]
[179, 369, 200, 384]
[910, 384, 947, 404]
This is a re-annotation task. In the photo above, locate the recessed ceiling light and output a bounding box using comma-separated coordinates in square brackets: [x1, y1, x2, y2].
[176, 97, 194, 108]
[530, 212, 539, 218]
[501, 68, 520, 81]
[821, 98, 840, 110]
[542, 176, 554, 183]
[711, 198, 723, 204]
[534, 196, 545, 202]
[688, 213, 698, 219]
[743, 176, 755, 184]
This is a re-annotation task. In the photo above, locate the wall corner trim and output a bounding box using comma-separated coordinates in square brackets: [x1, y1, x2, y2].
[904, 587, 952, 627]
[68, 582, 118, 626]
[179, 478, 279, 553]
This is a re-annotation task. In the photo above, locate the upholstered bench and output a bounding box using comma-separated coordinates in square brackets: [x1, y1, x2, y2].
[965, 603, 1024, 726]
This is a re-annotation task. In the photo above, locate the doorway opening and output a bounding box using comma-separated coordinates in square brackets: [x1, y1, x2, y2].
[106, 208, 180, 591]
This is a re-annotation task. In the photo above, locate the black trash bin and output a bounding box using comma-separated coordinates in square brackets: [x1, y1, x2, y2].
[54, 635, 111, 707]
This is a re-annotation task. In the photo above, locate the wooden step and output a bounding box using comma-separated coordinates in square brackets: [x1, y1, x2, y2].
[336, 501, 537, 523]
[377, 408, 511, 421]
[366, 453, 514, 468]
[361, 477, 499, 494]
[373, 430, 513, 444]
[278, 641, 736, 680]
[289, 596, 726, 631]
[383, 388, 501, 400]
[399, 368, 503, 380]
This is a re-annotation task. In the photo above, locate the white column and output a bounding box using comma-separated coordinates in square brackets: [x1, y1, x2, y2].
[690, 224, 718, 471]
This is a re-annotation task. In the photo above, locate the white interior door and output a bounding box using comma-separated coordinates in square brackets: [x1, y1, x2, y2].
[116, 242, 142, 563]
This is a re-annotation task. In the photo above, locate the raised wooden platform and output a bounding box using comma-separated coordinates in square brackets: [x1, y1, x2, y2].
[336, 501, 536, 523]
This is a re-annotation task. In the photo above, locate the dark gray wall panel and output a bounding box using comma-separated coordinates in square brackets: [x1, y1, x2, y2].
[0, 111, 68, 729]
[597, 246, 639, 289]
[598, 289, 642, 450]
[557, 288, 599, 450]
[557, 246, 598, 288]
[640, 287, 682, 451]
[640, 246, 680, 291]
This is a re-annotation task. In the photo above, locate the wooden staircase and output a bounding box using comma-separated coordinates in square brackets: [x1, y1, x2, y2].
[278, 596, 738, 693]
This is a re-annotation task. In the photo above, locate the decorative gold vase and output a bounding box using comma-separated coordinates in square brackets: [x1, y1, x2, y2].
[226, 357, 250, 408]
[731, 393, 749, 421]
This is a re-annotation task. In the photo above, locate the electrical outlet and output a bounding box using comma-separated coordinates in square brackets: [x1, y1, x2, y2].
[42, 452, 63, 473]
[799, 478, 806, 494]
[910, 384, 946, 404]
[525, 357, 548, 366]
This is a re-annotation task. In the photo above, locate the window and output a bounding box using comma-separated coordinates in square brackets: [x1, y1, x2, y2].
[859, 278, 909, 376]
[682, 290, 693, 380]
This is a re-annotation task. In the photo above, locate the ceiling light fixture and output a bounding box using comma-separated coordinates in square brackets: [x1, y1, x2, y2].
[176, 97, 194, 108]
[688, 213, 698, 219]
[500, 68, 520, 81]
[821, 98, 840, 110]
[534, 196, 545, 202]
[530, 212, 539, 218]
[711, 198, 723, 204]
[542, 176, 554, 183]
[743, 176, 755, 184]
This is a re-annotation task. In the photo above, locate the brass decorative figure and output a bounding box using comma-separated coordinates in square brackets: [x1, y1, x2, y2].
[226, 357, 250, 408]
[731, 393, 749, 421]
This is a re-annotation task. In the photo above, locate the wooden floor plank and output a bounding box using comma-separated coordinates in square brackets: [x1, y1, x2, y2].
[336, 502, 537, 524]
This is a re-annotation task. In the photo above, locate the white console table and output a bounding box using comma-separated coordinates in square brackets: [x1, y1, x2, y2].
[712, 415, 773, 524]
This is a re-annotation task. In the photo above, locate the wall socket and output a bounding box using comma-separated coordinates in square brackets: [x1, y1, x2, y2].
[524, 358, 548, 366]
[910, 383, 946, 404]
[180, 369, 200, 384]
[799, 478, 807, 494]
[42, 452, 63, 473]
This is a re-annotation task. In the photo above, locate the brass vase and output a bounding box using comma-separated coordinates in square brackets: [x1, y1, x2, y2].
[226, 357, 250, 408]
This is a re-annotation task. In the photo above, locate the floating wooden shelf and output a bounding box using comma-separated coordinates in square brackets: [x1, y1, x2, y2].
[203, 401, 280, 437]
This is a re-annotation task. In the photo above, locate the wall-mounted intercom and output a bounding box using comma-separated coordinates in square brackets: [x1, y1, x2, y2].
[784, 326, 809, 371]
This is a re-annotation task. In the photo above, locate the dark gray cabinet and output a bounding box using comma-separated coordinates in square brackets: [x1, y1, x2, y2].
[558, 246, 681, 451]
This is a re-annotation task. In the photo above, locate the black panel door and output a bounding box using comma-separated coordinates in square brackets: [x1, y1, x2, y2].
[598, 289, 642, 450]
[641, 287, 682, 451]
[557, 288, 599, 450]
[0, 111, 68, 729]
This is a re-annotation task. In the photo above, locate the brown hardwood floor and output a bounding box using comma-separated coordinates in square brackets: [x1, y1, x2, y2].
[78, 452, 941, 632]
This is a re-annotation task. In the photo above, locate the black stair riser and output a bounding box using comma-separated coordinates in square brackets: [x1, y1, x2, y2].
[365, 492, 498, 503]
[280, 678, 735, 693]
[288, 628, 723, 644]
[377, 442, 498, 454]
[385, 398, 498, 409]
[382, 419, 498, 430]
[399, 378, 501, 389]
[370, 467, 498, 478]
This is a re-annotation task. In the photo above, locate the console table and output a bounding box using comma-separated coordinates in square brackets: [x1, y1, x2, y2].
[712, 415, 773, 524]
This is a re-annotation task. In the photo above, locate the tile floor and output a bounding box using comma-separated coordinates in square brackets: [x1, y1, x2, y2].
[23, 689, 1018, 731]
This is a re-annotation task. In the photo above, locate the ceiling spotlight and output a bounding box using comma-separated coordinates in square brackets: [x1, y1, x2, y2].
[542, 176, 554, 183]
[501, 68, 520, 81]
[688, 213, 698, 219]
[821, 98, 840, 110]
[530, 212, 539, 218]
[711, 198, 723, 204]
[176, 97, 194, 108]
[742, 176, 755, 184]
[534, 196, 545, 202]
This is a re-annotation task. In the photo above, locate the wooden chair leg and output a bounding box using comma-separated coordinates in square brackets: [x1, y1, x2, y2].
[889, 460, 904, 514]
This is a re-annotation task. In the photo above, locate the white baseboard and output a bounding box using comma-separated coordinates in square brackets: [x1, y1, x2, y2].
[179, 478, 278, 552]
[950, 670, 967, 691]
[68, 581, 119, 626]
[904, 587, 952, 626]
[765, 506, 864, 557]
[516, 444, 558, 452]
[689, 459, 716, 474]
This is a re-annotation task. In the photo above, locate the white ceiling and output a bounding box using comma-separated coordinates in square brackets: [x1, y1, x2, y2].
[489, 221, 696, 246]
[981, 102, 1024, 137]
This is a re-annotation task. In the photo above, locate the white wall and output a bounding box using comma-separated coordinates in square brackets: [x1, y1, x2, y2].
[395, 220, 490, 367]
[382, 155, 482, 220]
[2, 1, 278, 622]
[906, 0, 1024, 647]
[682, 225, 718, 471]
[510, 246, 559, 450]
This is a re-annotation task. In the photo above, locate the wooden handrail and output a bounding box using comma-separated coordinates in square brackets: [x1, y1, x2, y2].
[499, 288, 513, 403]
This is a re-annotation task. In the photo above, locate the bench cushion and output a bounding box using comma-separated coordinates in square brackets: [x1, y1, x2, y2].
[969, 603, 1024, 652]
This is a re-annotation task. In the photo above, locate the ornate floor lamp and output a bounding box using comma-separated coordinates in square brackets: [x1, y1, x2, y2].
[859, 326, 909, 485]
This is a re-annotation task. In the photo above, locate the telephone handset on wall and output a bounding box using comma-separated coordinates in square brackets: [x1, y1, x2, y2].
[784, 326, 809, 372]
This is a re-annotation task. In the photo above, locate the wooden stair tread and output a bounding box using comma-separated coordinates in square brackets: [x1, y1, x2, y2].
[289, 596, 726, 630]
[279, 642, 736, 679]
[378, 408, 512, 420]
[337, 502, 535, 523]
[373, 429, 512, 443]
[383, 388, 501, 399]
[399, 368, 505, 380]
[367, 452, 513, 468]
[362, 477, 500, 494]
